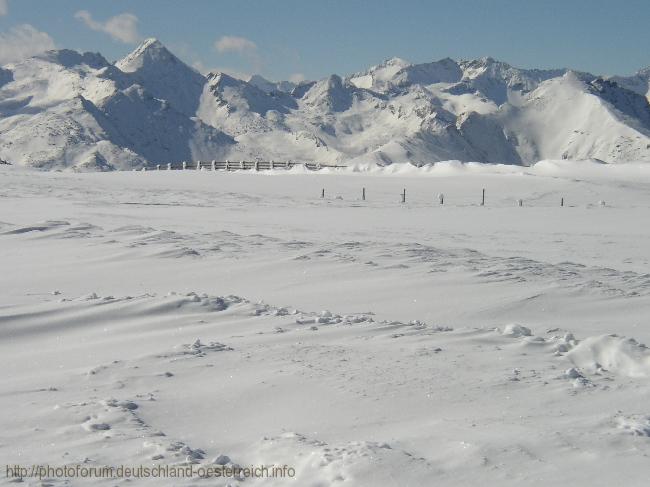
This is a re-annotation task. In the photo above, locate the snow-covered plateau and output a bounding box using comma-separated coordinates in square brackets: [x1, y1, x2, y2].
[1, 160, 650, 485]
[2, 38, 650, 170]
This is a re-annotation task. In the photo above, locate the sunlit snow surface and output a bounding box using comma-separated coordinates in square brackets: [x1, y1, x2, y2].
[1, 160, 650, 486]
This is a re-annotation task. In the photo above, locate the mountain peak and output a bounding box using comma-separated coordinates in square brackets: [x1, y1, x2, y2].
[139, 38, 164, 50]
[247, 74, 275, 92]
[114, 38, 205, 117]
[116, 38, 177, 73]
[383, 57, 410, 67]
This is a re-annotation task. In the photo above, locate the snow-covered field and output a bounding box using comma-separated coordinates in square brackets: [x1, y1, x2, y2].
[1, 160, 650, 486]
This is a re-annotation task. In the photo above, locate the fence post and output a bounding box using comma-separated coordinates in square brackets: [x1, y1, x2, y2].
[255, 160, 259, 171]
[401, 188, 406, 203]
[362, 187, 366, 201]
[439, 193, 444, 205]
[156, 164, 160, 171]
[182, 161, 187, 170]
[211, 160, 216, 171]
[225, 160, 230, 171]
[270, 160, 274, 170]
[240, 161, 244, 170]
[167, 163, 172, 170]
[321, 188, 325, 199]
[517, 199, 523, 207]
[481, 188, 485, 206]
[196, 160, 201, 171]
[561, 197, 564, 207]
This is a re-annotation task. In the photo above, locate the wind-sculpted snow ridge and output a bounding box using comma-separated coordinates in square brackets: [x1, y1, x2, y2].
[4, 218, 650, 298]
[2, 290, 650, 486]
[3, 39, 650, 169]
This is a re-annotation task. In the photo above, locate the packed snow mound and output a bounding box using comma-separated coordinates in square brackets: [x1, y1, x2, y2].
[567, 334, 650, 378]
[3, 38, 650, 169]
[501, 324, 532, 337]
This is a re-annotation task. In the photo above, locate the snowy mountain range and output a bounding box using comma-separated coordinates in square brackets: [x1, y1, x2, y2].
[2, 38, 650, 170]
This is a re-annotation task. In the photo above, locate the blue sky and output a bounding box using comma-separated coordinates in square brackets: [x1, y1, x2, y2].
[1, 0, 649, 81]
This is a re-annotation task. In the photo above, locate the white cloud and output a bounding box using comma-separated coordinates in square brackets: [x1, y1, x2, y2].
[74, 10, 140, 44]
[289, 73, 306, 83]
[214, 36, 257, 54]
[0, 0, 8, 17]
[0, 24, 55, 65]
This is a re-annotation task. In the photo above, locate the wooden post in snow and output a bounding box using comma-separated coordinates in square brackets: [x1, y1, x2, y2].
[401, 188, 406, 203]
[439, 193, 444, 205]
[167, 163, 172, 170]
[225, 160, 230, 171]
[481, 188, 485, 206]
[362, 187, 366, 201]
[211, 160, 216, 171]
[561, 197, 564, 207]
[321, 188, 325, 199]
[518, 199, 523, 207]
[196, 160, 201, 170]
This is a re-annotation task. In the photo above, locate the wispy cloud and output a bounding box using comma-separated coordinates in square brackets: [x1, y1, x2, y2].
[289, 73, 306, 83]
[214, 35, 257, 54]
[214, 35, 263, 73]
[0, 24, 55, 65]
[0, 0, 8, 17]
[74, 10, 141, 44]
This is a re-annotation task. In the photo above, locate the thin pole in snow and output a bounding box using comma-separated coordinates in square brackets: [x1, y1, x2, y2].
[561, 197, 564, 207]
[481, 188, 485, 206]
[439, 193, 444, 205]
[362, 188, 366, 201]
[401, 188, 406, 203]
[321, 188, 325, 199]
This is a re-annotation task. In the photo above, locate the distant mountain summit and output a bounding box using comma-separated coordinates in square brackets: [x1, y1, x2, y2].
[1, 38, 650, 170]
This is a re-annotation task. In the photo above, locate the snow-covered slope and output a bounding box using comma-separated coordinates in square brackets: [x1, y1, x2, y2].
[2, 38, 650, 170]
[497, 73, 650, 162]
[0, 41, 235, 170]
[609, 67, 650, 98]
[116, 38, 206, 117]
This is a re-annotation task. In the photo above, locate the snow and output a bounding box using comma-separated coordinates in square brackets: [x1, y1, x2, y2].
[3, 39, 650, 170]
[1, 162, 650, 485]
